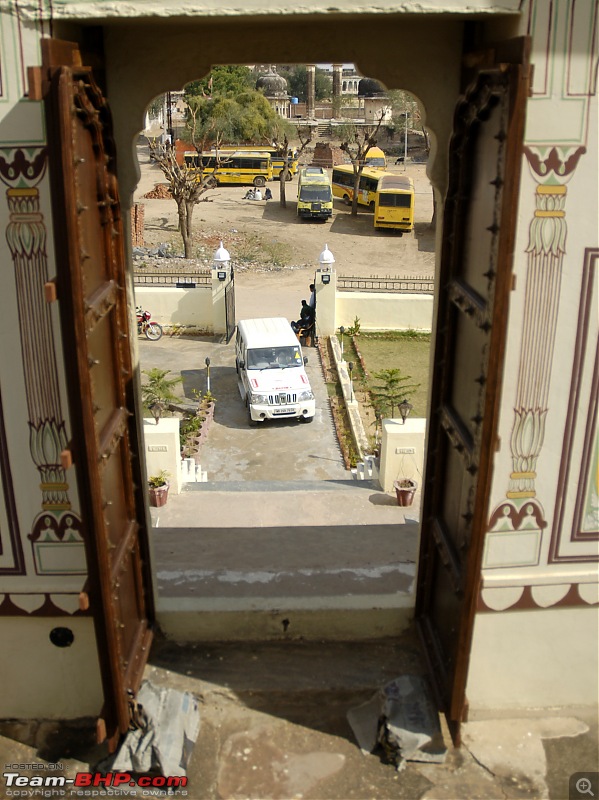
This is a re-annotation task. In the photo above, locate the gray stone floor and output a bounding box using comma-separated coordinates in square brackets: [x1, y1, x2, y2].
[1, 636, 597, 800]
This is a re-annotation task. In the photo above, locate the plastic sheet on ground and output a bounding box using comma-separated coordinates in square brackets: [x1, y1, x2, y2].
[347, 674, 446, 771]
[111, 681, 201, 777]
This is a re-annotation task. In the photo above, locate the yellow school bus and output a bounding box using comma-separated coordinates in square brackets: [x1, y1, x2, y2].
[218, 145, 299, 180]
[364, 146, 387, 168]
[374, 173, 415, 234]
[296, 167, 333, 221]
[331, 164, 385, 209]
[184, 150, 273, 187]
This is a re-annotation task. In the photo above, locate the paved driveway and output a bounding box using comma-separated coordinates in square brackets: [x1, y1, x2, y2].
[138, 334, 348, 483]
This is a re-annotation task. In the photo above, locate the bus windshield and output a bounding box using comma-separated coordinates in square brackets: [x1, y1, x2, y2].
[299, 186, 332, 202]
[247, 347, 303, 369]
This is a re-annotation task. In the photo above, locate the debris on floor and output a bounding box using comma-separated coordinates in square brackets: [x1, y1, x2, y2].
[347, 674, 447, 771]
[110, 681, 201, 776]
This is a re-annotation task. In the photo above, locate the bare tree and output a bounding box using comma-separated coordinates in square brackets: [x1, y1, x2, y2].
[270, 123, 313, 209]
[147, 140, 215, 259]
[337, 113, 387, 216]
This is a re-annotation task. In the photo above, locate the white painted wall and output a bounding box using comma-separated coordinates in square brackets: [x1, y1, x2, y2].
[337, 292, 433, 333]
[143, 417, 182, 494]
[467, 606, 599, 710]
[136, 277, 434, 335]
[379, 417, 426, 493]
[0, 618, 103, 718]
[135, 286, 213, 330]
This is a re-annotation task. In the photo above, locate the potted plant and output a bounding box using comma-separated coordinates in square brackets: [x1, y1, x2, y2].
[393, 477, 418, 507]
[148, 470, 170, 507]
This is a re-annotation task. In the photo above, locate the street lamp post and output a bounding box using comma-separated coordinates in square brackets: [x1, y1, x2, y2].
[348, 361, 354, 402]
[403, 112, 409, 168]
[399, 398, 413, 424]
[205, 357, 211, 394]
[339, 325, 345, 355]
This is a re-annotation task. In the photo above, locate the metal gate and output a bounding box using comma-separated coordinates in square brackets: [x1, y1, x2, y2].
[225, 273, 236, 343]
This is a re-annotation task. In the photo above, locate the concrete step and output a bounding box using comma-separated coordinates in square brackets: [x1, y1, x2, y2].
[152, 478, 419, 641]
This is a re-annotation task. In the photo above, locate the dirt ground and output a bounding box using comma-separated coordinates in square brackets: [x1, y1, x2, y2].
[132, 143, 436, 322]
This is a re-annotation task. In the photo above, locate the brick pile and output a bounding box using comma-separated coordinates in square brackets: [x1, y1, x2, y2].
[143, 183, 173, 199]
[310, 142, 346, 168]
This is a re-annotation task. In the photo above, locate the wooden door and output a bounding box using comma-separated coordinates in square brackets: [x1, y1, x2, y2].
[40, 41, 154, 752]
[415, 40, 531, 743]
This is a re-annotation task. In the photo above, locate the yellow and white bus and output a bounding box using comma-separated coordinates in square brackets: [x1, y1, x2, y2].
[296, 167, 333, 221]
[218, 145, 299, 180]
[332, 165, 414, 232]
[374, 173, 415, 234]
[331, 164, 385, 209]
[184, 150, 273, 187]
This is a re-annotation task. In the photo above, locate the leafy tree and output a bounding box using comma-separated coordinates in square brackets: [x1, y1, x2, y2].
[370, 368, 420, 419]
[141, 369, 183, 419]
[184, 90, 312, 210]
[386, 90, 422, 141]
[278, 65, 332, 102]
[182, 92, 279, 149]
[147, 94, 165, 118]
[336, 113, 387, 216]
[185, 65, 254, 99]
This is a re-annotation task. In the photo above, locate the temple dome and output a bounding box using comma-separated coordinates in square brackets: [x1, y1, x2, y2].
[357, 77, 386, 97]
[256, 68, 288, 96]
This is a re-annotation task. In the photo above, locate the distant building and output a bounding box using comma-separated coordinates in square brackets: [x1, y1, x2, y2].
[255, 66, 291, 118]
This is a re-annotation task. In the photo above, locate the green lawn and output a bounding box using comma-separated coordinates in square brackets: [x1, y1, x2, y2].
[350, 331, 431, 418]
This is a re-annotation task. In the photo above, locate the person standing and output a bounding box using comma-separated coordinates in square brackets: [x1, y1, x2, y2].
[308, 283, 316, 310]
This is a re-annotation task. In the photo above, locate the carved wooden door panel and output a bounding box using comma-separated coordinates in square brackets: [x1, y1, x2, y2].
[415, 40, 530, 743]
[40, 41, 154, 751]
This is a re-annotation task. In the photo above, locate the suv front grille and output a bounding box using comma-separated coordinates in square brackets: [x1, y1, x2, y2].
[269, 393, 297, 405]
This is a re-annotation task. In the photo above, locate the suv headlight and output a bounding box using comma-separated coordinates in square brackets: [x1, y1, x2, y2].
[250, 393, 268, 404]
[298, 390, 314, 401]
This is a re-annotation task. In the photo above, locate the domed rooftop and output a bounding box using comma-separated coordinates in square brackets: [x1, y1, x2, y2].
[256, 67, 288, 97]
[357, 77, 386, 97]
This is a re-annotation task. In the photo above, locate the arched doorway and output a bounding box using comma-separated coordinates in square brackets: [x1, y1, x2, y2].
[42, 13, 529, 746]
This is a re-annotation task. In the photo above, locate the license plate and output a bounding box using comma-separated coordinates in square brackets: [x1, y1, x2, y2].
[273, 408, 295, 415]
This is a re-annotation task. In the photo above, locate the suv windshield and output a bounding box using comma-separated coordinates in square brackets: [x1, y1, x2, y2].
[247, 346, 303, 369]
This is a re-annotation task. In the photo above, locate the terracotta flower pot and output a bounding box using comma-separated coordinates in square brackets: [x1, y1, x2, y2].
[148, 482, 169, 507]
[393, 480, 417, 507]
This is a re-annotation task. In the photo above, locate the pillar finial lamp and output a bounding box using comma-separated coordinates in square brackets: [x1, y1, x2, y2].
[318, 243, 335, 272]
[213, 240, 231, 280]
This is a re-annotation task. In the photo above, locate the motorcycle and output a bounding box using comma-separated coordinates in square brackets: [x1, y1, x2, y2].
[136, 306, 163, 341]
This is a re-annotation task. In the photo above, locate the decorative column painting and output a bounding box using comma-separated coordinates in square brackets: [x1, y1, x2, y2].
[481, 0, 598, 612]
[0, 6, 87, 617]
[0, 147, 85, 579]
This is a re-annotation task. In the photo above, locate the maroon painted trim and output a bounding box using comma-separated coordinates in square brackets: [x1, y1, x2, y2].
[477, 581, 597, 612]
[487, 499, 547, 532]
[0, 389, 26, 575]
[527, 0, 553, 97]
[0, 593, 90, 616]
[549, 249, 599, 563]
[523, 145, 586, 178]
[566, 0, 599, 97]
